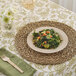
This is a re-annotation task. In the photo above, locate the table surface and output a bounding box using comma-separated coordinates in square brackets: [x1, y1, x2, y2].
[0, 0, 76, 76]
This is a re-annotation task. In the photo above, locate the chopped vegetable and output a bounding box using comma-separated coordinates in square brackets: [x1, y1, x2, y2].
[46, 31, 50, 34]
[44, 41, 47, 44]
[37, 36, 40, 39]
[50, 35, 52, 38]
[43, 33, 47, 36]
[33, 29, 62, 49]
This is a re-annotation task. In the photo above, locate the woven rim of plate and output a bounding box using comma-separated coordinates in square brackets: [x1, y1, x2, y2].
[15, 21, 76, 65]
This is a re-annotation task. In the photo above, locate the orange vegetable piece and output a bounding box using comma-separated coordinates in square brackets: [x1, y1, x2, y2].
[50, 35, 52, 38]
[46, 31, 50, 34]
[43, 33, 47, 36]
[37, 36, 40, 39]
[44, 41, 47, 44]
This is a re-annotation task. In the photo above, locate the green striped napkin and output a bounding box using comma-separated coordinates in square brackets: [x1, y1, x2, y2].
[0, 48, 36, 76]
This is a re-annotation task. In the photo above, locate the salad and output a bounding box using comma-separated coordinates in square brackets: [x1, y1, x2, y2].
[32, 29, 62, 49]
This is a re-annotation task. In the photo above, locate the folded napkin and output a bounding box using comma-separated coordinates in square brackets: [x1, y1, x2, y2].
[0, 48, 36, 76]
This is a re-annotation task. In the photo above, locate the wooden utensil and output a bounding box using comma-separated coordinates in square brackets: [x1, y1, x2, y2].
[0, 55, 24, 73]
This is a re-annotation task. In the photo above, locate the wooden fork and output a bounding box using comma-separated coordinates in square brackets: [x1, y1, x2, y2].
[0, 55, 24, 73]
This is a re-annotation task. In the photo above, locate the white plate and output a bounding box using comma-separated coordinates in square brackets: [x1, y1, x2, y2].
[27, 27, 68, 53]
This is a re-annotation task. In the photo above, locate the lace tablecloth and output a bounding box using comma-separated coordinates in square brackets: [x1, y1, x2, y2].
[0, 0, 76, 76]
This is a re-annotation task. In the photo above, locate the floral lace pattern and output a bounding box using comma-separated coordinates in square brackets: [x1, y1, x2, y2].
[0, 0, 76, 76]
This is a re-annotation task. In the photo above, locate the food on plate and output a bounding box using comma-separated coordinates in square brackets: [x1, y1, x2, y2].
[32, 29, 62, 49]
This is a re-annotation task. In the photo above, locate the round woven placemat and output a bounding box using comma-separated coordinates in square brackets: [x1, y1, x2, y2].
[15, 21, 76, 65]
